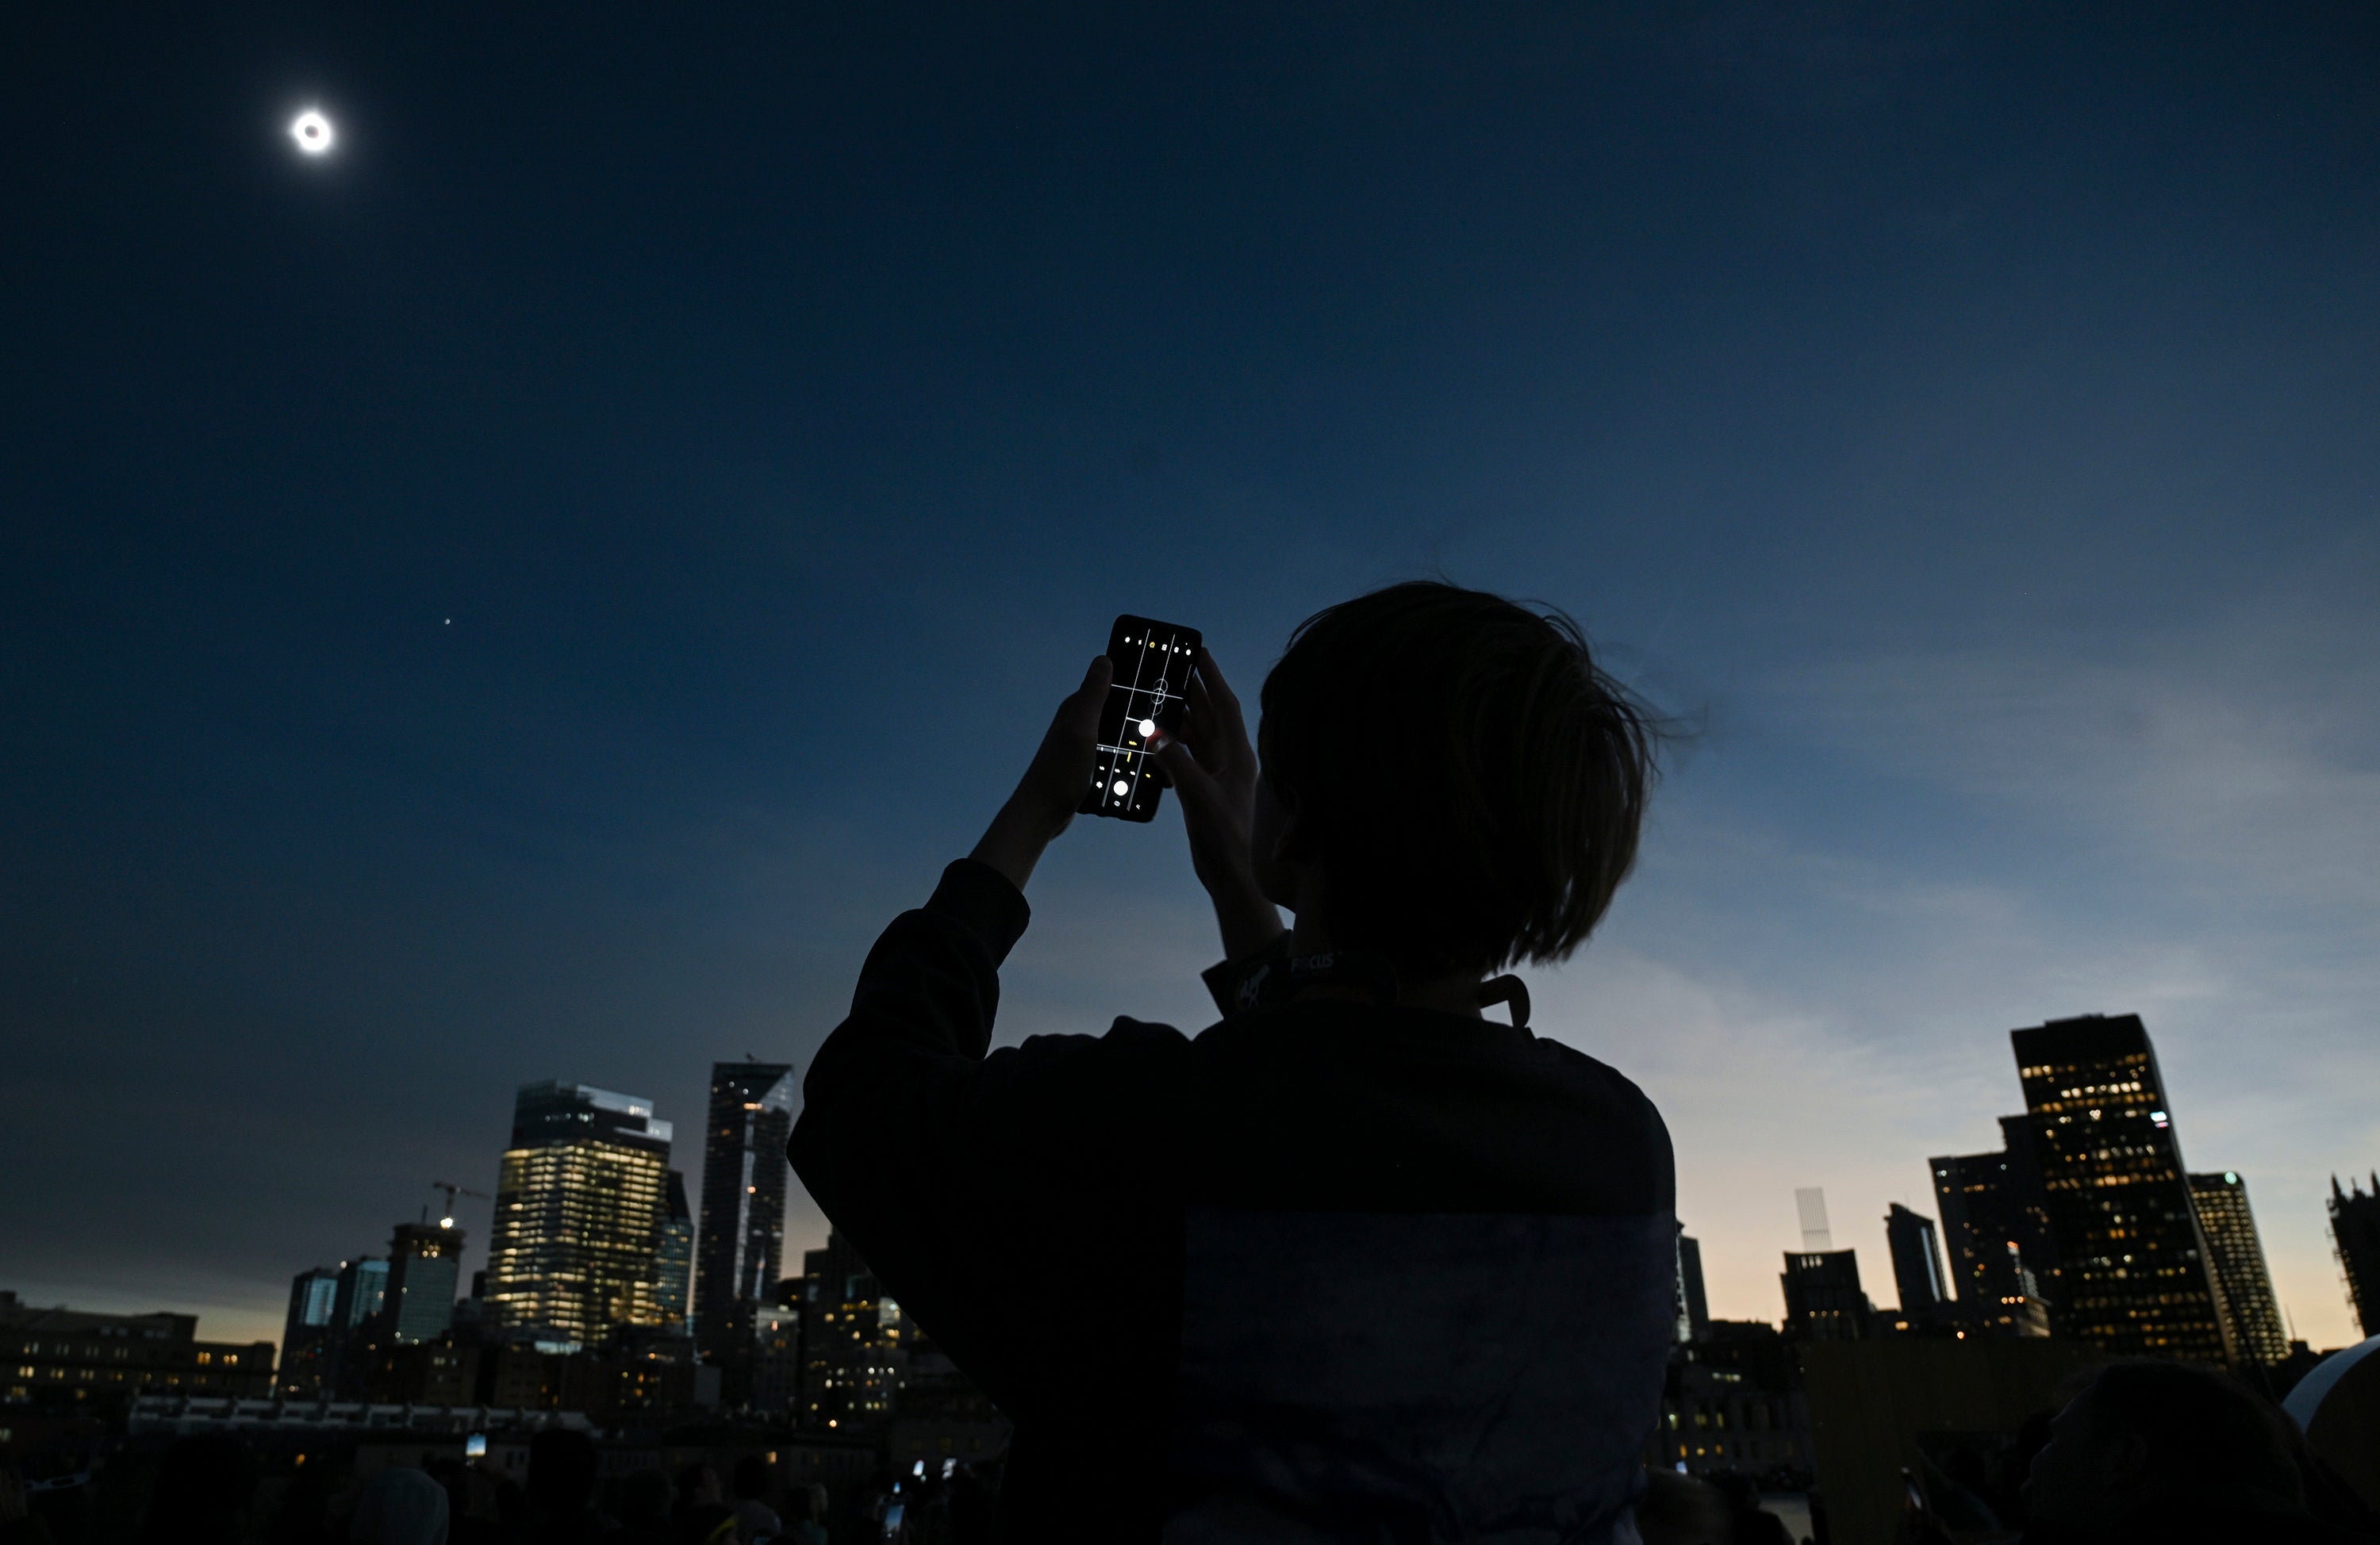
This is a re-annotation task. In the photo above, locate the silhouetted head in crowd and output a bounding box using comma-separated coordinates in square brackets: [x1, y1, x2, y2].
[267, 1460, 343, 1545]
[614, 1470, 674, 1532]
[2024, 1360, 2303, 1537]
[673, 1466, 722, 1514]
[350, 1467, 449, 1545]
[1253, 582, 1659, 984]
[528, 1431, 602, 1518]
[1633, 1469, 1729, 1545]
[141, 1434, 259, 1545]
[728, 1458, 772, 1505]
[1702, 1472, 1794, 1545]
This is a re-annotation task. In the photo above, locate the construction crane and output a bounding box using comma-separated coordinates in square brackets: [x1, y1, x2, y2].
[431, 1180, 491, 1229]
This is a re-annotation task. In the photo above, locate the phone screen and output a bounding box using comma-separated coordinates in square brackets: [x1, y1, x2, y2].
[1081, 613, 1202, 822]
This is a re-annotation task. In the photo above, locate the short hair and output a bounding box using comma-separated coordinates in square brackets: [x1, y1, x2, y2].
[1259, 581, 1659, 976]
[2082, 1360, 2302, 1511]
[528, 1428, 600, 1511]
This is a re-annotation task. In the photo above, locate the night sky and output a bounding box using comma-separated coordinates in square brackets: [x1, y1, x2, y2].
[5, 5, 2376, 1351]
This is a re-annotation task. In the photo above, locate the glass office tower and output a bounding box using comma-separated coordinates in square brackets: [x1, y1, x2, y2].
[278, 1267, 341, 1396]
[2188, 1171, 2288, 1365]
[1929, 1118, 2055, 1336]
[2011, 1014, 2228, 1359]
[386, 1221, 465, 1345]
[1883, 1203, 1949, 1317]
[657, 1170, 695, 1329]
[486, 1080, 674, 1347]
[694, 1061, 797, 1371]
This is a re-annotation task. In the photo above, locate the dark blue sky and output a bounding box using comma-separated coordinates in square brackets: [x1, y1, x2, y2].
[5, 3, 2376, 1346]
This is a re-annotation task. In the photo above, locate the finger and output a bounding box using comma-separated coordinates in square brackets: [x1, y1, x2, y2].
[1182, 670, 1218, 744]
[1194, 647, 1253, 767]
[1155, 738, 1211, 797]
[1058, 656, 1111, 730]
[1186, 666, 1214, 717]
[1194, 647, 1242, 719]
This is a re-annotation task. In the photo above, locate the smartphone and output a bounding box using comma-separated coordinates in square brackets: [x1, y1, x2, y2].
[1081, 613, 1202, 822]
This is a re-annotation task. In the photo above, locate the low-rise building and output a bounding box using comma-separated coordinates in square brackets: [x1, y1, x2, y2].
[1, 1292, 274, 1409]
[1650, 1321, 1814, 1485]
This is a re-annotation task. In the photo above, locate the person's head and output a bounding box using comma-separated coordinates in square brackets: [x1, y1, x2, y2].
[527, 1430, 601, 1516]
[615, 1470, 673, 1531]
[674, 1464, 724, 1512]
[1633, 1469, 1729, 1545]
[1703, 1470, 1760, 1516]
[349, 1466, 449, 1545]
[729, 1456, 773, 1505]
[1255, 582, 1658, 980]
[142, 1434, 260, 1544]
[2024, 1360, 2302, 1528]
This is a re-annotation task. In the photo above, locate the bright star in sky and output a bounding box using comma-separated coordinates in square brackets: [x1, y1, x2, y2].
[289, 109, 335, 156]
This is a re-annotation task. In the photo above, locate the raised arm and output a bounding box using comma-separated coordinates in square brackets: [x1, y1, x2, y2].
[1157, 648, 1288, 963]
[788, 656, 1124, 1411]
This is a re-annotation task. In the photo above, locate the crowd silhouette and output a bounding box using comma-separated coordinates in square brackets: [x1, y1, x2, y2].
[4, 1373, 2374, 1545]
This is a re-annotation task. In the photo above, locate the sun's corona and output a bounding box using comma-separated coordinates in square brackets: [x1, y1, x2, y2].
[290, 109, 335, 155]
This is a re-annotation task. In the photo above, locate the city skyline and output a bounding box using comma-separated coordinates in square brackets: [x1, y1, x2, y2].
[5, 6, 2376, 1356]
[13, 1002, 2368, 1363]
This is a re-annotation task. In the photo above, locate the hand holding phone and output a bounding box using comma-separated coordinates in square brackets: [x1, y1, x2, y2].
[1079, 614, 1203, 822]
[1153, 646, 1284, 960]
[968, 655, 1111, 891]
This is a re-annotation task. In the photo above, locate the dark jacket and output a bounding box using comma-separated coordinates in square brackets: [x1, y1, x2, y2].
[789, 860, 1678, 1543]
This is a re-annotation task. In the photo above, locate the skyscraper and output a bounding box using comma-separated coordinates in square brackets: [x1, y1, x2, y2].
[324, 1256, 389, 1398]
[2332, 1172, 2380, 1338]
[1676, 1233, 1710, 1344]
[486, 1080, 674, 1347]
[657, 1171, 695, 1330]
[695, 1060, 797, 1371]
[2187, 1171, 2287, 1365]
[2012, 1014, 2228, 1359]
[1884, 1203, 1949, 1317]
[1930, 1126, 2053, 1336]
[332, 1256, 389, 1331]
[278, 1267, 341, 1396]
[1781, 1251, 1870, 1340]
[385, 1221, 464, 1345]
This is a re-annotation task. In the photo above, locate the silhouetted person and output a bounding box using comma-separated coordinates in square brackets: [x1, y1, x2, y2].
[139, 1435, 259, 1545]
[1, 1470, 60, 1545]
[424, 1460, 501, 1545]
[1708, 1473, 1795, 1545]
[1636, 1471, 1729, 1545]
[351, 1469, 449, 1545]
[669, 1467, 732, 1545]
[943, 1468, 991, 1545]
[793, 584, 1674, 1543]
[2022, 1360, 2378, 1543]
[493, 1478, 533, 1545]
[597, 1472, 672, 1545]
[724, 1460, 776, 1545]
[525, 1432, 607, 1545]
[774, 1487, 825, 1545]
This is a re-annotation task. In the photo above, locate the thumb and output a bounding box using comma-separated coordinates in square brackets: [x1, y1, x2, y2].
[1059, 656, 1111, 729]
[1154, 736, 1206, 793]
